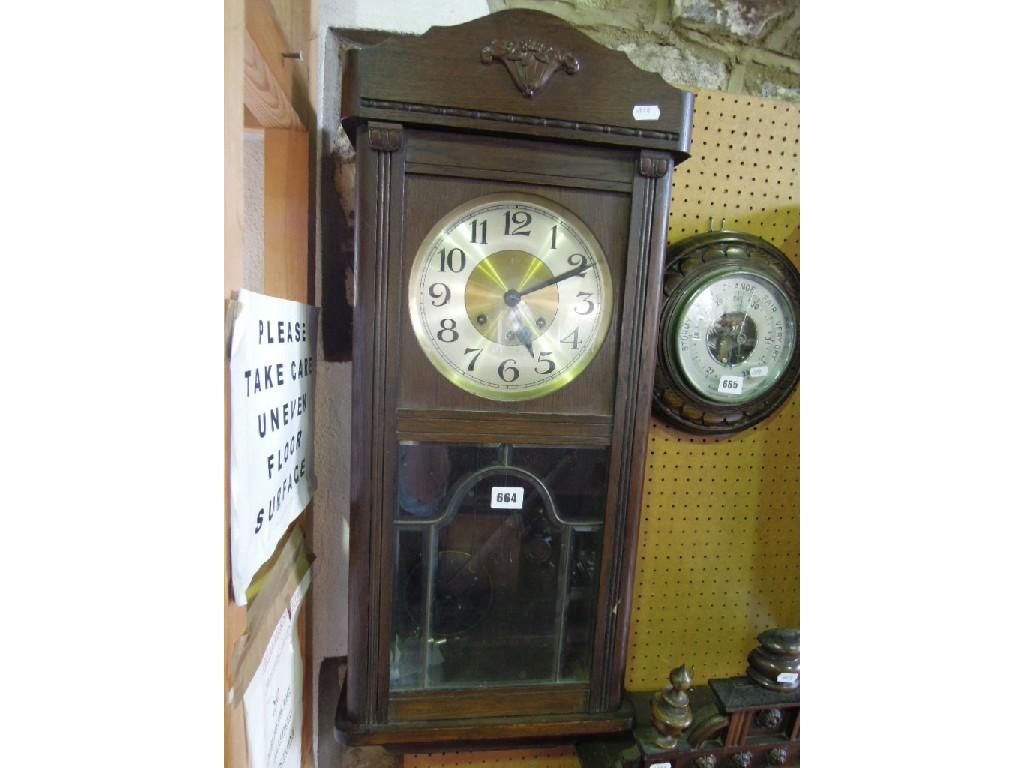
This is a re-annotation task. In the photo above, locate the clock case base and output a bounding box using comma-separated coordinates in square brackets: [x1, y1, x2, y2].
[335, 689, 634, 749]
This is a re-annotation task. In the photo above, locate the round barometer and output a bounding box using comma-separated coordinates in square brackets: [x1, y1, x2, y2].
[653, 230, 799, 435]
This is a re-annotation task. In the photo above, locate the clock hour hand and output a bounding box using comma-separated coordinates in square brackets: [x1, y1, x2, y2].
[509, 305, 535, 358]
[518, 258, 592, 297]
[518, 331, 535, 359]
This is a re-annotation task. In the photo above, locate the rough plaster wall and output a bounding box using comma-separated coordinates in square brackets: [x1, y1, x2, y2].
[312, 332, 351, 649]
[243, 132, 264, 292]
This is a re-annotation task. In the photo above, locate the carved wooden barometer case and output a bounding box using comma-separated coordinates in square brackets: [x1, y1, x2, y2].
[339, 10, 694, 746]
[654, 231, 800, 436]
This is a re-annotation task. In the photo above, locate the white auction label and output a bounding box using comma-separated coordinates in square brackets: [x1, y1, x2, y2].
[632, 104, 661, 121]
[777, 672, 799, 684]
[491, 486, 524, 509]
[718, 375, 744, 394]
[651, 763, 672, 768]
[749, 366, 769, 378]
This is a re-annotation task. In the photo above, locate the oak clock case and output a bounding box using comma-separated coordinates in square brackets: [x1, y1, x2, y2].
[653, 231, 800, 435]
[339, 8, 694, 747]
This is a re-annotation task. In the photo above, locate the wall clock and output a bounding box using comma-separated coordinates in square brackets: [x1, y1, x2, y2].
[337, 9, 694, 747]
[653, 230, 799, 435]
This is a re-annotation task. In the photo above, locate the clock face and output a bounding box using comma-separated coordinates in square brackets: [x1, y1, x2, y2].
[408, 194, 613, 401]
[672, 269, 797, 404]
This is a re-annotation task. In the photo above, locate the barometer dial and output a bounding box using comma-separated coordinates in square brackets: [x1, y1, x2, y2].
[673, 270, 796, 403]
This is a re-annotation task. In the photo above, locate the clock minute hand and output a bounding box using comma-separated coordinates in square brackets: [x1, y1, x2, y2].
[518, 259, 592, 297]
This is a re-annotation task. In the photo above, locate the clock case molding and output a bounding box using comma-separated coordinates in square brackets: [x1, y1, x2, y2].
[338, 9, 695, 747]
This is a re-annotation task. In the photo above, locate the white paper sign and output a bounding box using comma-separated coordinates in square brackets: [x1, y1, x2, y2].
[229, 290, 319, 604]
[749, 366, 769, 378]
[242, 570, 311, 768]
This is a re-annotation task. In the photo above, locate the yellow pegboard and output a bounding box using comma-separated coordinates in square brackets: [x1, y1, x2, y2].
[626, 87, 800, 691]
[668, 88, 799, 259]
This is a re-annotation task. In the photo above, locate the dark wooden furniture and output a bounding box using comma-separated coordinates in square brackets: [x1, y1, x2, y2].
[336, 9, 694, 748]
[577, 682, 800, 768]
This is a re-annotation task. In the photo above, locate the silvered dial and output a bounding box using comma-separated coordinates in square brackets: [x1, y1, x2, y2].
[409, 194, 613, 401]
[673, 270, 796, 404]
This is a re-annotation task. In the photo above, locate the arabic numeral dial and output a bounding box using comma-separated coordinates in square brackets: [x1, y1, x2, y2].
[408, 195, 615, 401]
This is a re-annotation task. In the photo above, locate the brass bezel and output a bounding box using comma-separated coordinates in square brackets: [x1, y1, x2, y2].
[408, 193, 614, 402]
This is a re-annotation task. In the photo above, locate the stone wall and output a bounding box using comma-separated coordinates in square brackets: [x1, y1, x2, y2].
[488, 0, 799, 101]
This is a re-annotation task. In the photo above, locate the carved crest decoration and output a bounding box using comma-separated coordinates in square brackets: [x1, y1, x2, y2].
[481, 38, 580, 98]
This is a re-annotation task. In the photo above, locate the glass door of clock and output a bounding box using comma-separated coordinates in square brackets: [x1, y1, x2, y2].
[390, 442, 608, 691]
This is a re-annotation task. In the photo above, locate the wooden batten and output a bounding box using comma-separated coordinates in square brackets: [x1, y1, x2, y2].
[244, 30, 303, 130]
[264, 128, 310, 301]
[246, 0, 313, 129]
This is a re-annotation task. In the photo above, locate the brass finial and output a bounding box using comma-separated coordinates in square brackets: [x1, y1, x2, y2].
[650, 663, 694, 749]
